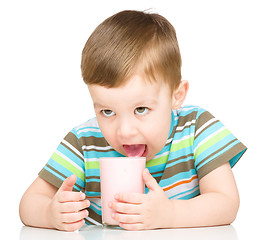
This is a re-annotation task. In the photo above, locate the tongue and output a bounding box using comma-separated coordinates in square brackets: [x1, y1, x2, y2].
[123, 144, 146, 157]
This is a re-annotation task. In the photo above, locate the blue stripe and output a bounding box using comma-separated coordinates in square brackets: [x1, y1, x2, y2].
[172, 127, 195, 141]
[169, 146, 193, 160]
[86, 169, 100, 176]
[166, 154, 194, 169]
[89, 204, 102, 215]
[147, 163, 166, 173]
[57, 144, 84, 169]
[78, 131, 104, 138]
[196, 136, 239, 170]
[84, 150, 123, 159]
[44, 165, 83, 191]
[85, 191, 101, 197]
[193, 121, 225, 147]
[86, 179, 100, 183]
[47, 159, 85, 188]
[84, 220, 93, 225]
[76, 126, 100, 132]
[177, 106, 200, 117]
[229, 149, 246, 167]
[171, 185, 200, 200]
[91, 201, 102, 210]
[159, 169, 197, 187]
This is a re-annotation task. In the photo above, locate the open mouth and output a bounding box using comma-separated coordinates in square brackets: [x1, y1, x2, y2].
[123, 144, 148, 157]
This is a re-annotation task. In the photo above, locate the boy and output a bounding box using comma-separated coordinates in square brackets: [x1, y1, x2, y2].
[19, 10, 246, 231]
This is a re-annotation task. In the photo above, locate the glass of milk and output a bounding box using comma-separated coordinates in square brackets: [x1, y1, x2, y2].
[100, 157, 146, 227]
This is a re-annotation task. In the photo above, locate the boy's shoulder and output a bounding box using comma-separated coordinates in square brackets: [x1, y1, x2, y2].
[74, 117, 99, 131]
[173, 105, 208, 119]
[172, 105, 216, 132]
[71, 117, 102, 139]
[69, 117, 111, 148]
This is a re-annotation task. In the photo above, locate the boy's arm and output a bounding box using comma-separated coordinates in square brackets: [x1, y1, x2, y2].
[19, 177, 57, 229]
[170, 162, 240, 228]
[19, 175, 90, 231]
[110, 162, 240, 230]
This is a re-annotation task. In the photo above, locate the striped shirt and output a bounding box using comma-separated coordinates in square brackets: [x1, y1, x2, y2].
[39, 105, 247, 225]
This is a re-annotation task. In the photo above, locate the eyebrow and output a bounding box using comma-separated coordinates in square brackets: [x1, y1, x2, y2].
[93, 103, 109, 109]
[93, 99, 158, 110]
[135, 99, 158, 106]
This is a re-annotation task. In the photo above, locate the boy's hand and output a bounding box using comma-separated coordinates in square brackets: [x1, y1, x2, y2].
[47, 174, 90, 231]
[109, 168, 174, 230]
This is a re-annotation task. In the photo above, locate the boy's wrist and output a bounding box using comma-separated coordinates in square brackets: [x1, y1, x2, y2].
[169, 199, 188, 228]
[45, 198, 56, 229]
[158, 198, 179, 229]
[169, 199, 179, 228]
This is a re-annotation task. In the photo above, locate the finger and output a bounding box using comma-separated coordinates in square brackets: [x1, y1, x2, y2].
[62, 219, 86, 232]
[113, 212, 142, 224]
[61, 209, 89, 223]
[110, 201, 141, 214]
[58, 191, 86, 203]
[58, 174, 77, 192]
[60, 200, 90, 213]
[119, 222, 145, 231]
[143, 168, 159, 191]
[115, 192, 144, 204]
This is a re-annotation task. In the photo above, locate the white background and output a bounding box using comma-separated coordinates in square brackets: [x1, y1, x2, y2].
[0, 0, 261, 239]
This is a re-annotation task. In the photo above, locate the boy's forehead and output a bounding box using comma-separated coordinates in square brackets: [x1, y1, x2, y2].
[88, 74, 169, 105]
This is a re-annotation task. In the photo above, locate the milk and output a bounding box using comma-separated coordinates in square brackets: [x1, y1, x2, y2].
[100, 157, 146, 226]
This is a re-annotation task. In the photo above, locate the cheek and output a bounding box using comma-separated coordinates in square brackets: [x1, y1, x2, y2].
[144, 112, 171, 146]
[102, 129, 116, 145]
[97, 119, 117, 146]
[154, 122, 170, 144]
[98, 123, 124, 155]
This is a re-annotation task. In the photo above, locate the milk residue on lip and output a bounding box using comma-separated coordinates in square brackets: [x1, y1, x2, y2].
[123, 144, 146, 157]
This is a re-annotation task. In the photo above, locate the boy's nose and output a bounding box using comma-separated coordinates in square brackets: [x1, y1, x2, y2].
[117, 118, 138, 140]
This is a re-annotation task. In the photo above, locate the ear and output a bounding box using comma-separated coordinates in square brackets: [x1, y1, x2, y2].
[172, 80, 189, 109]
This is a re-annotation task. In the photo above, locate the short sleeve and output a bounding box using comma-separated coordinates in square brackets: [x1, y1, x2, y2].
[38, 129, 86, 191]
[193, 108, 247, 180]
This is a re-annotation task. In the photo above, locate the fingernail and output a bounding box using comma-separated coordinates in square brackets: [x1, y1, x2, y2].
[115, 194, 119, 200]
[81, 193, 86, 199]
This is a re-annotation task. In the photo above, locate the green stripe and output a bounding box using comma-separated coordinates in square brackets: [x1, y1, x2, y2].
[170, 136, 194, 152]
[146, 154, 168, 167]
[51, 152, 85, 181]
[195, 128, 231, 158]
[85, 161, 100, 169]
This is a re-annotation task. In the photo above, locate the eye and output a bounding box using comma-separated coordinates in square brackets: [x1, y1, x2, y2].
[101, 109, 115, 117]
[135, 107, 149, 115]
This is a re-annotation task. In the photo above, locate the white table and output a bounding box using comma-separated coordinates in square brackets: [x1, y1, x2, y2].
[19, 225, 238, 240]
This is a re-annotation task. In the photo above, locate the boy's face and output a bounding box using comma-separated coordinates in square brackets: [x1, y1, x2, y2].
[88, 74, 177, 161]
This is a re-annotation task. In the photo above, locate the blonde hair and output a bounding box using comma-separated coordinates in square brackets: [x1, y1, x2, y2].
[81, 10, 182, 90]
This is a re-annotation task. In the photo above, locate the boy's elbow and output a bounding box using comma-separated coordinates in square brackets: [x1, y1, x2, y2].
[226, 192, 240, 225]
[19, 194, 28, 226]
[19, 193, 35, 227]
